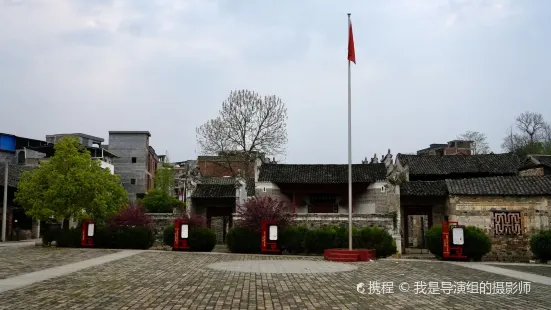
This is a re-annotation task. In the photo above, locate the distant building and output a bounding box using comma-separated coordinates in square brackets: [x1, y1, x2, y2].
[417, 140, 473, 156]
[41, 133, 117, 174]
[108, 131, 158, 201]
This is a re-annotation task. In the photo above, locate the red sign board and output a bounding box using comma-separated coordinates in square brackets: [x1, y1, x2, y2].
[81, 219, 95, 247]
[261, 220, 279, 253]
[173, 218, 190, 251]
[442, 219, 466, 259]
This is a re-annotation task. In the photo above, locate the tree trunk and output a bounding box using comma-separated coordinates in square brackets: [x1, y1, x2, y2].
[62, 218, 70, 232]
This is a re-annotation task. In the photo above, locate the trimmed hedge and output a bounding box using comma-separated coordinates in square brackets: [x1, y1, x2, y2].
[530, 229, 551, 263]
[226, 227, 261, 253]
[188, 228, 217, 252]
[163, 224, 175, 247]
[426, 225, 491, 261]
[280, 226, 309, 254]
[280, 225, 396, 258]
[47, 225, 154, 250]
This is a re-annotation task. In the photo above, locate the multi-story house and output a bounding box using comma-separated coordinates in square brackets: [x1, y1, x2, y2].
[417, 140, 473, 156]
[107, 131, 158, 201]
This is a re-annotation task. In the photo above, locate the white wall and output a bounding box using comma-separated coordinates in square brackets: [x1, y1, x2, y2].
[98, 160, 115, 174]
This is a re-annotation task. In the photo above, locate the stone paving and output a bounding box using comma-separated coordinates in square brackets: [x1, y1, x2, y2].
[487, 264, 551, 278]
[0, 246, 120, 279]
[0, 250, 550, 309]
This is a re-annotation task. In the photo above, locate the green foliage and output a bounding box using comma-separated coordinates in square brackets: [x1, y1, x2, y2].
[15, 136, 128, 223]
[163, 224, 175, 246]
[55, 227, 82, 248]
[356, 226, 397, 258]
[141, 189, 184, 213]
[530, 230, 551, 262]
[280, 225, 309, 254]
[188, 228, 217, 252]
[155, 165, 174, 194]
[425, 225, 444, 259]
[109, 226, 154, 249]
[304, 226, 340, 254]
[426, 225, 492, 261]
[226, 227, 261, 253]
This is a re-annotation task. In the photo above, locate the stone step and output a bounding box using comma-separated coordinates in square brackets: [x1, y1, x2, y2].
[325, 255, 359, 262]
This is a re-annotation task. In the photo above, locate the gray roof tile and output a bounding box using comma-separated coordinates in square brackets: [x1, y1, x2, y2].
[258, 164, 387, 184]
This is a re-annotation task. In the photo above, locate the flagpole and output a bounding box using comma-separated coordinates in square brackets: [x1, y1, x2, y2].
[347, 13, 353, 251]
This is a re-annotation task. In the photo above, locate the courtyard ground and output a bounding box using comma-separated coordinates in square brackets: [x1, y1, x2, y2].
[0, 246, 550, 309]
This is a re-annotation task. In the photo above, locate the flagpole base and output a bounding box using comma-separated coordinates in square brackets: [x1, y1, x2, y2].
[324, 248, 376, 262]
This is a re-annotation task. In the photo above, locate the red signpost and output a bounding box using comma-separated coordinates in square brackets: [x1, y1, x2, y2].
[442, 217, 467, 260]
[81, 219, 95, 247]
[261, 220, 280, 254]
[173, 218, 190, 251]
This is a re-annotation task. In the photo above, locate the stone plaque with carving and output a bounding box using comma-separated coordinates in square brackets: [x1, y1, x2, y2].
[492, 211, 522, 236]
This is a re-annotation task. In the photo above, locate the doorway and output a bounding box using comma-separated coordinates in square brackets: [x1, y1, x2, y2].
[206, 207, 233, 244]
[403, 206, 433, 254]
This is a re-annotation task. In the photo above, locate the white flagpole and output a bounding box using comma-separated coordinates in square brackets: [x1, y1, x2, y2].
[347, 13, 353, 251]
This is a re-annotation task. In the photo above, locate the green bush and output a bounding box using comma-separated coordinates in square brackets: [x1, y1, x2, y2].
[304, 226, 339, 254]
[530, 229, 551, 263]
[425, 225, 444, 259]
[280, 226, 309, 254]
[425, 225, 491, 261]
[163, 224, 175, 247]
[358, 226, 396, 258]
[226, 227, 260, 253]
[188, 228, 217, 252]
[109, 226, 154, 249]
[56, 227, 82, 248]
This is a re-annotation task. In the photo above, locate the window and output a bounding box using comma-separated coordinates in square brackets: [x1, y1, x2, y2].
[380, 186, 386, 193]
[130, 178, 136, 185]
[136, 193, 146, 199]
[263, 187, 266, 192]
[132, 157, 137, 163]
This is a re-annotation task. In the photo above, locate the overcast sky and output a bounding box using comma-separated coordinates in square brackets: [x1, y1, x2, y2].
[1, 0, 550, 164]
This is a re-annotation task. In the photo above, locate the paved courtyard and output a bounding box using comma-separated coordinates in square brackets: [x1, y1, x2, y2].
[0, 247, 550, 310]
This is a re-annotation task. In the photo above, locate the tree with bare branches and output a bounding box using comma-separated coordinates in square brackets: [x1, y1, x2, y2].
[502, 111, 551, 157]
[196, 89, 288, 179]
[457, 130, 491, 154]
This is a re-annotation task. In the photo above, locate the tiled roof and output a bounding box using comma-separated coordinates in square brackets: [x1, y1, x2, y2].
[191, 177, 255, 198]
[532, 155, 551, 168]
[446, 176, 551, 196]
[257, 164, 387, 184]
[397, 154, 520, 176]
[400, 181, 448, 196]
[0, 163, 35, 187]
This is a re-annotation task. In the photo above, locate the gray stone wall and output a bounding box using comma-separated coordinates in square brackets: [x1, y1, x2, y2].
[0, 151, 15, 162]
[448, 195, 551, 262]
[291, 214, 396, 232]
[108, 133, 149, 201]
[147, 213, 177, 243]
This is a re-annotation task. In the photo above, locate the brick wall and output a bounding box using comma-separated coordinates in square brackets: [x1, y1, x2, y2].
[519, 167, 544, 177]
[197, 160, 254, 177]
[448, 195, 551, 261]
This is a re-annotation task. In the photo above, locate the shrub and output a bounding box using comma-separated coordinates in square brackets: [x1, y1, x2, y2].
[188, 228, 217, 252]
[530, 229, 551, 262]
[426, 225, 491, 261]
[281, 225, 309, 254]
[141, 189, 184, 213]
[162, 214, 208, 247]
[109, 203, 152, 228]
[226, 227, 260, 253]
[55, 227, 82, 248]
[359, 226, 397, 258]
[304, 226, 339, 254]
[109, 226, 154, 249]
[236, 196, 295, 233]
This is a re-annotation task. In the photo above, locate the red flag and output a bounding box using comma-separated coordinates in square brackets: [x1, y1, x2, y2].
[348, 22, 356, 64]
